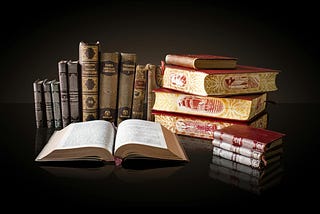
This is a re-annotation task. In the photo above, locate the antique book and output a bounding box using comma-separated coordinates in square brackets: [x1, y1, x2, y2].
[165, 54, 237, 69]
[33, 79, 47, 128]
[153, 111, 268, 139]
[117, 53, 136, 126]
[79, 41, 100, 121]
[99, 52, 120, 123]
[212, 124, 285, 152]
[147, 64, 162, 121]
[132, 64, 148, 119]
[212, 138, 283, 160]
[58, 60, 70, 128]
[35, 119, 189, 164]
[212, 146, 282, 169]
[67, 60, 81, 123]
[43, 79, 55, 128]
[162, 64, 279, 96]
[50, 80, 62, 129]
[209, 156, 283, 194]
[152, 88, 267, 121]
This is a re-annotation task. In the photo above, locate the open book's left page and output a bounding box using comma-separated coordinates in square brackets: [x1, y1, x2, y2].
[35, 120, 115, 162]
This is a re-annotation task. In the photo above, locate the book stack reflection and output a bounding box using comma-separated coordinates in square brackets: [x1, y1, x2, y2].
[209, 155, 283, 195]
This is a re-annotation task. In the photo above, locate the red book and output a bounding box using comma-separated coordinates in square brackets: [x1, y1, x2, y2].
[213, 124, 285, 152]
[165, 54, 238, 69]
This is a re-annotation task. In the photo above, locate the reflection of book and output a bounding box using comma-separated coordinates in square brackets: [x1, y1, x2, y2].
[40, 163, 115, 180]
[209, 155, 283, 195]
[34, 127, 55, 156]
[162, 64, 279, 96]
[154, 111, 268, 139]
[153, 88, 267, 121]
[35, 119, 189, 164]
[165, 54, 237, 69]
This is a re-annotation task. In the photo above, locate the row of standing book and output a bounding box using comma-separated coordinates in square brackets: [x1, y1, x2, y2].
[33, 41, 162, 130]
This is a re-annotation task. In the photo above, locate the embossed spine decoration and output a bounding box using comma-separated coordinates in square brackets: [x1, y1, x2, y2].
[58, 60, 70, 127]
[79, 41, 100, 121]
[50, 80, 62, 129]
[117, 53, 136, 126]
[132, 64, 148, 119]
[33, 79, 46, 128]
[67, 60, 80, 123]
[99, 52, 120, 123]
[146, 64, 161, 121]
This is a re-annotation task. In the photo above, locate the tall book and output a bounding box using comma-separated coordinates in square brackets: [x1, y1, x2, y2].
[79, 41, 100, 121]
[132, 64, 148, 119]
[152, 88, 267, 121]
[146, 64, 161, 121]
[67, 60, 81, 123]
[58, 60, 70, 128]
[162, 64, 279, 96]
[99, 52, 120, 123]
[43, 79, 55, 128]
[165, 54, 238, 69]
[153, 111, 268, 139]
[50, 80, 62, 129]
[117, 52, 136, 126]
[33, 79, 46, 128]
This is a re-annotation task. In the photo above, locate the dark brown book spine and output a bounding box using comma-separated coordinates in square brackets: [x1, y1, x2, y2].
[79, 41, 100, 121]
[117, 53, 136, 126]
[50, 80, 62, 129]
[43, 79, 55, 128]
[132, 64, 148, 119]
[58, 60, 70, 127]
[33, 79, 46, 128]
[67, 60, 81, 123]
[99, 52, 120, 123]
[146, 64, 160, 121]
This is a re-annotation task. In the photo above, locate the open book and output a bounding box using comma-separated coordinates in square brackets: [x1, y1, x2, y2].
[35, 119, 189, 164]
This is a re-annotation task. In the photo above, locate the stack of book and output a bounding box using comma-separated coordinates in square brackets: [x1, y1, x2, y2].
[152, 54, 279, 139]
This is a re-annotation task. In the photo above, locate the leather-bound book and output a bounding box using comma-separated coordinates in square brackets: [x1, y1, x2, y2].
[58, 60, 70, 128]
[117, 52, 136, 126]
[43, 79, 55, 128]
[67, 60, 81, 123]
[50, 80, 62, 129]
[33, 79, 47, 128]
[132, 64, 148, 119]
[99, 52, 120, 123]
[79, 41, 100, 121]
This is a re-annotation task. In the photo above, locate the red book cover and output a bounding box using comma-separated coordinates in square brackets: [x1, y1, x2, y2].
[213, 124, 285, 152]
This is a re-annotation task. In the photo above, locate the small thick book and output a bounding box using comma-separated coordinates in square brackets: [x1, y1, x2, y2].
[162, 64, 279, 96]
[35, 119, 189, 164]
[212, 124, 285, 152]
[165, 54, 238, 69]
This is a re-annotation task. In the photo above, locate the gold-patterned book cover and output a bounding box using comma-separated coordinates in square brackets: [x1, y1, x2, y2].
[117, 52, 136, 126]
[79, 41, 100, 121]
[67, 60, 81, 123]
[132, 64, 148, 119]
[162, 64, 279, 96]
[99, 52, 120, 123]
[153, 88, 267, 121]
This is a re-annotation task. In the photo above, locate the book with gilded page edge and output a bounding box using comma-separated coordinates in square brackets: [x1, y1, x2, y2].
[165, 54, 238, 69]
[162, 64, 279, 96]
[152, 88, 267, 121]
[35, 119, 189, 164]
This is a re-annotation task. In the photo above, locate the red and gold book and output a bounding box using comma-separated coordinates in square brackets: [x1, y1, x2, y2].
[152, 88, 267, 121]
[213, 124, 285, 152]
[162, 64, 279, 96]
[153, 110, 268, 140]
[165, 54, 238, 69]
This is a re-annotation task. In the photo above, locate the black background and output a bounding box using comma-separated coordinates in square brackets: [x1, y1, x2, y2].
[1, 0, 319, 103]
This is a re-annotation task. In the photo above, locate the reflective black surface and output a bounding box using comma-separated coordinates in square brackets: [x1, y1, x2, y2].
[1, 103, 318, 210]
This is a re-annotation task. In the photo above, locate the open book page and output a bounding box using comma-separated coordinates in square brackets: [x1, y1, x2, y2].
[36, 120, 115, 160]
[114, 119, 167, 152]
